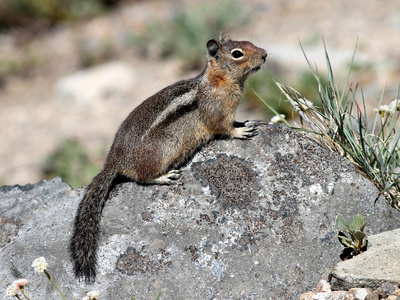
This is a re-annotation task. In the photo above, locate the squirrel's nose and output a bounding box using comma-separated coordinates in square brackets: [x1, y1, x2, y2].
[261, 49, 268, 61]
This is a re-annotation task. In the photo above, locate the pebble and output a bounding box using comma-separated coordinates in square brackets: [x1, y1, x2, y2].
[299, 280, 400, 300]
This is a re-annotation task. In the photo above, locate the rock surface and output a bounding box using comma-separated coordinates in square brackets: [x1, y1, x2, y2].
[1, 125, 399, 300]
[331, 228, 400, 290]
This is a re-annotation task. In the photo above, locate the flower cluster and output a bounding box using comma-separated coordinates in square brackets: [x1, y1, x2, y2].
[6, 257, 99, 299]
[83, 290, 100, 300]
[374, 99, 400, 115]
[269, 114, 286, 124]
[32, 257, 48, 273]
[6, 279, 28, 298]
[6, 283, 19, 297]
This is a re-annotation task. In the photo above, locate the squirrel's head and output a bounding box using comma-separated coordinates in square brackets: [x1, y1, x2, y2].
[206, 32, 267, 83]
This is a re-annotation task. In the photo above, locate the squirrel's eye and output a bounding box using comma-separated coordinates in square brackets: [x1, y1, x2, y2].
[231, 50, 244, 59]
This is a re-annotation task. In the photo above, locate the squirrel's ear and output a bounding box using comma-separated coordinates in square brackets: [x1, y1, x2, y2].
[220, 32, 231, 43]
[207, 39, 221, 60]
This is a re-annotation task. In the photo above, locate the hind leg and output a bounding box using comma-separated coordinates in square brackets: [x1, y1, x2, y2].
[122, 155, 182, 185]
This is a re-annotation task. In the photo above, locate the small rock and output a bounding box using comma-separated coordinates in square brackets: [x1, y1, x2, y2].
[387, 296, 398, 300]
[354, 288, 368, 300]
[382, 282, 396, 296]
[364, 291, 378, 300]
[394, 288, 400, 296]
[344, 293, 355, 300]
[317, 280, 332, 293]
[299, 291, 315, 300]
[347, 288, 358, 298]
[313, 291, 347, 300]
[373, 287, 386, 298]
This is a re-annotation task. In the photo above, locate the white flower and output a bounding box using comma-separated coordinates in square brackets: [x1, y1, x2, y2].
[87, 291, 100, 299]
[6, 283, 19, 297]
[389, 99, 400, 112]
[13, 279, 28, 287]
[32, 257, 48, 273]
[374, 104, 389, 114]
[269, 114, 285, 124]
[374, 100, 399, 115]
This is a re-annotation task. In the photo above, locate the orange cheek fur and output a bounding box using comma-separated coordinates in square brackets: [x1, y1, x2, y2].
[207, 69, 228, 88]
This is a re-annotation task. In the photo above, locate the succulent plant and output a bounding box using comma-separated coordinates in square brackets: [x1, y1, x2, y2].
[336, 214, 368, 260]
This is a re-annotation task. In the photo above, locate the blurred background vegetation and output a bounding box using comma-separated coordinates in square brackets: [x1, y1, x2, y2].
[0, 0, 123, 29]
[129, 0, 249, 69]
[42, 138, 101, 188]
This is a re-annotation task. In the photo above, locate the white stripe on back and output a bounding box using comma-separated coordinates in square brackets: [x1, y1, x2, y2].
[141, 89, 197, 141]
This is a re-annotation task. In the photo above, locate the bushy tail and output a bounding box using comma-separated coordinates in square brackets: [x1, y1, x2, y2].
[69, 166, 117, 283]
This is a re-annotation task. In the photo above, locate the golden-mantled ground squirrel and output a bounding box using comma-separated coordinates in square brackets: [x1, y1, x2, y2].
[70, 32, 267, 283]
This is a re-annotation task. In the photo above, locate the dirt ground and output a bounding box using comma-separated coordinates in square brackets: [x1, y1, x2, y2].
[1, 0, 399, 186]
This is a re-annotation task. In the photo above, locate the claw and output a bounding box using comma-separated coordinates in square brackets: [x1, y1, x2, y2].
[244, 120, 261, 128]
[231, 126, 258, 139]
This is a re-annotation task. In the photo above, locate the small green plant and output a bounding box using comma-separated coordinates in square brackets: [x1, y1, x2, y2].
[336, 214, 368, 259]
[130, 0, 249, 69]
[257, 40, 400, 209]
[43, 137, 100, 188]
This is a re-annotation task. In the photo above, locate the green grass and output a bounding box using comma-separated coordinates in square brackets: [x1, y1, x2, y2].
[258, 40, 400, 208]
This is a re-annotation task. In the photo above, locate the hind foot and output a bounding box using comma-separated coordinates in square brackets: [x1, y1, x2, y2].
[152, 169, 181, 185]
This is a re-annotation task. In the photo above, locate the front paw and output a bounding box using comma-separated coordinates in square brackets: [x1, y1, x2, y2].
[231, 121, 260, 139]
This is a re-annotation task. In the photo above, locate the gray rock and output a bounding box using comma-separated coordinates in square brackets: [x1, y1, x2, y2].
[1, 124, 399, 300]
[381, 282, 396, 296]
[331, 228, 400, 290]
[54, 61, 136, 105]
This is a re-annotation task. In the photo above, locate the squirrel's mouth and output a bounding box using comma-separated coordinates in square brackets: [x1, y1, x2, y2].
[248, 65, 261, 74]
[250, 56, 267, 73]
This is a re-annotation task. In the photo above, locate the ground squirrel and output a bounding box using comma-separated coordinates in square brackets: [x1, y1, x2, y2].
[70, 32, 267, 283]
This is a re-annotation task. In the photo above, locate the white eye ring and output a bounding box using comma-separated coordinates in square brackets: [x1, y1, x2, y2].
[231, 48, 244, 60]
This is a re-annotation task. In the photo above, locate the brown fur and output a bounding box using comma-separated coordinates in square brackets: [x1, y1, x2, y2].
[69, 32, 267, 283]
